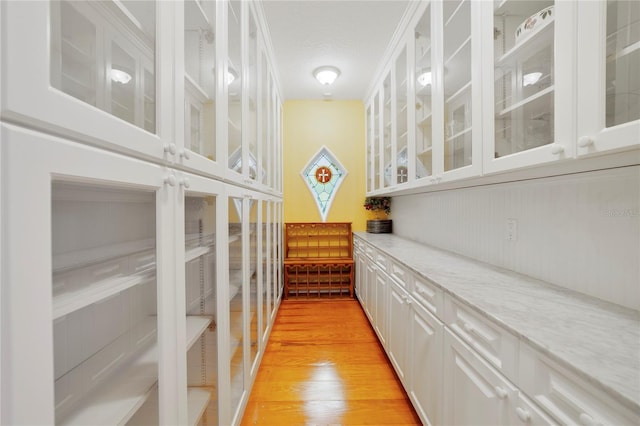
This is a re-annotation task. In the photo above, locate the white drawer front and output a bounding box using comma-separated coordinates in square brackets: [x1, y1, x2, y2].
[364, 243, 374, 260]
[519, 344, 640, 426]
[444, 295, 518, 380]
[412, 274, 443, 318]
[389, 259, 409, 288]
[374, 250, 388, 271]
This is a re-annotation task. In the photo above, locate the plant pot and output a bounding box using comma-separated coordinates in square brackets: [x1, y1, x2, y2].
[367, 219, 392, 234]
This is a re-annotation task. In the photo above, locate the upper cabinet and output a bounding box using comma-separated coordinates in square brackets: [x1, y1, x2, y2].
[1, 0, 170, 159]
[482, 0, 575, 173]
[576, 0, 640, 156]
[365, 0, 639, 196]
[0, 0, 283, 192]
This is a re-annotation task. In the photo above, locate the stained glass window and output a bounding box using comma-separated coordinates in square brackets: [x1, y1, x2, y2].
[301, 146, 348, 221]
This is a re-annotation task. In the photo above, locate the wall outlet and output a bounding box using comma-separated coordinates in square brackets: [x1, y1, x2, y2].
[506, 218, 518, 241]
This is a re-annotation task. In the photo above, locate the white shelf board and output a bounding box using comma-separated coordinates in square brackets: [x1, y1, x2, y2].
[58, 340, 158, 425]
[497, 22, 554, 69]
[185, 0, 211, 30]
[446, 127, 472, 142]
[497, 85, 554, 117]
[53, 239, 155, 272]
[185, 73, 211, 103]
[187, 388, 212, 426]
[53, 271, 155, 320]
[186, 316, 213, 351]
[185, 245, 213, 263]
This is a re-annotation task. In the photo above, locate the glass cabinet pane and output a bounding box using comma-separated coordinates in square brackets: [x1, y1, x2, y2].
[366, 104, 373, 193]
[247, 12, 259, 180]
[443, 0, 473, 170]
[228, 1, 243, 174]
[383, 73, 392, 187]
[184, 0, 216, 160]
[50, 1, 156, 133]
[395, 47, 409, 184]
[249, 200, 259, 368]
[606, 0, 640, 127]
[415, 3, 433, 178]
[374, 92, 381, 190]
[227, 197, 245, 415]
[261, 53, 271, 186]
[184, 194, 218, 425]
[493, 0, 555, 158]
[52, 182, 159, 424]
[261, 200, 269, 341]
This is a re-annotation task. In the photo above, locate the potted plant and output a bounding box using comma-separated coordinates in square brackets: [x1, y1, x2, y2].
[363, 196, 392, 233]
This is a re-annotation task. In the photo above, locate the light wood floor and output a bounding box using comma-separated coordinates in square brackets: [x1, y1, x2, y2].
[240, 299, 421, 425]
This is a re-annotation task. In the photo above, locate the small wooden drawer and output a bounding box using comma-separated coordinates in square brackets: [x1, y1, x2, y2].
[412, 274, 443, 318]
[444, 294, 518, 380]
[518, 343, 640, 425]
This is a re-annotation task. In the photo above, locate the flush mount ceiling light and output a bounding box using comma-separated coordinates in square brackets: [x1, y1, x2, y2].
[417, 70, 432, 87]
[523, 72, 543, 87]
[313, 66, 340, 85]
[110, 68, 132, 84]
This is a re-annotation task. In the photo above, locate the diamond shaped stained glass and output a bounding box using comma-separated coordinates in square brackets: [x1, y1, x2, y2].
[301, 146, 348, 221]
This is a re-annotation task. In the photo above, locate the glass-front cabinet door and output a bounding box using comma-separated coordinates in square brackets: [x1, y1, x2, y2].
[414, 2, 435, 182]
[373, 91, 383, 191]
[382, 72, 393, 188]
[440, 0, 482, 181]
[227, 194, 245, 422]
[2, 1, 170, 160]
[1, 125, 174, 425]
[576, 0, 640, 156]
[483, 0, 575, 173]
[180, 174, 224, 425]
[366, 102, 374, 193]
[181, 0, 219, 173]
[227, 0, 244, 180]
[395, 46, 410, 185]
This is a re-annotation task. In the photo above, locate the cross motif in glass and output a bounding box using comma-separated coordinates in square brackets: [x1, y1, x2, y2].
[301, 146, 348, 221]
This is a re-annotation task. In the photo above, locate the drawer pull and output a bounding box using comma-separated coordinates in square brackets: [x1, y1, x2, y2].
[516, 407, 531, 422]
[495, 386, 508, 399]
[579, 413, 597, 426]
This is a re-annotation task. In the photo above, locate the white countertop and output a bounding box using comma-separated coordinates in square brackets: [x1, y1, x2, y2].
[354, 232, 640, 413]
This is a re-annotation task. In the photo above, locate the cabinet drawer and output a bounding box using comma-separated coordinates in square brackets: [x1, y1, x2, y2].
[412, 274, 443, 318]
[374, 250, 388, 271]
[389, 259, 409, 288]
[364, 243, 374, 260]
[519, 343, 640, 426]
[444, 295, 518, 380]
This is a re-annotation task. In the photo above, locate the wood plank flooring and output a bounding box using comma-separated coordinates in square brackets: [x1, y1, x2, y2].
[241, 299, 421, 425]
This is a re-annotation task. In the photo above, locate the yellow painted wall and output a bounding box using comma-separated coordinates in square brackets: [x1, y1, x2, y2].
[283, 100, 367, 231]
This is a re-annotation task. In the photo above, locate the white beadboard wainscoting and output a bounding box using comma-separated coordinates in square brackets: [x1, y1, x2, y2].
[392, 165, 640, 311]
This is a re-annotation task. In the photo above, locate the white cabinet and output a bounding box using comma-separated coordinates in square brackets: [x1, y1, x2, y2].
[482, 0, 576, 173]
[387, 279, 410, 382]
[1, 125, 174, 425]
[576, 0, 640, 157]
[444, 329, 520, 425]
[373, 266, 389, 347]
[1, 1, 170, 160]
[519, 342, 640, 425]
[407, 292, 444, 426]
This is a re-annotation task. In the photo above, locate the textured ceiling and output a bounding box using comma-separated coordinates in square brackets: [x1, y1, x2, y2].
[262, 0, 409, 101]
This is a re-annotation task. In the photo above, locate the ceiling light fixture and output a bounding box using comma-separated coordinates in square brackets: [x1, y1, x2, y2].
[111, 68, 132, 84]
[417, 70, 432, 87]
[523, 72, 543, 87]
[314, 66, 340, 85]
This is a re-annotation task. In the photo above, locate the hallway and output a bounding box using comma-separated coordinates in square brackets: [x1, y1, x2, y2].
[241, 300, 421, 425]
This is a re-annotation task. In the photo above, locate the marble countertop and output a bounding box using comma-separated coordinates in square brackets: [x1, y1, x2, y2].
[354, 232, 640, 413]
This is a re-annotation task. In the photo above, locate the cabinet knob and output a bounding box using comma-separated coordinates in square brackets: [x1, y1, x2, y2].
[579, 412, 597, 426]
[181, 178, 191, 188]
[463, 322, 474, 333]
[494, 386, 508, 399]
[180, 149, 191, 160]
[164, 175, 176, 187]
[516, 407, 531, 422]
[578, 137, 594, 148]
[550, 144, 565, 155]
[164, 143, 177, 155]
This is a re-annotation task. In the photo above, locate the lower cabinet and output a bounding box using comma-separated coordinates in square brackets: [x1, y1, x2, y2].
[355, 237, 639, 426]
[408, 297, 443, 426]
